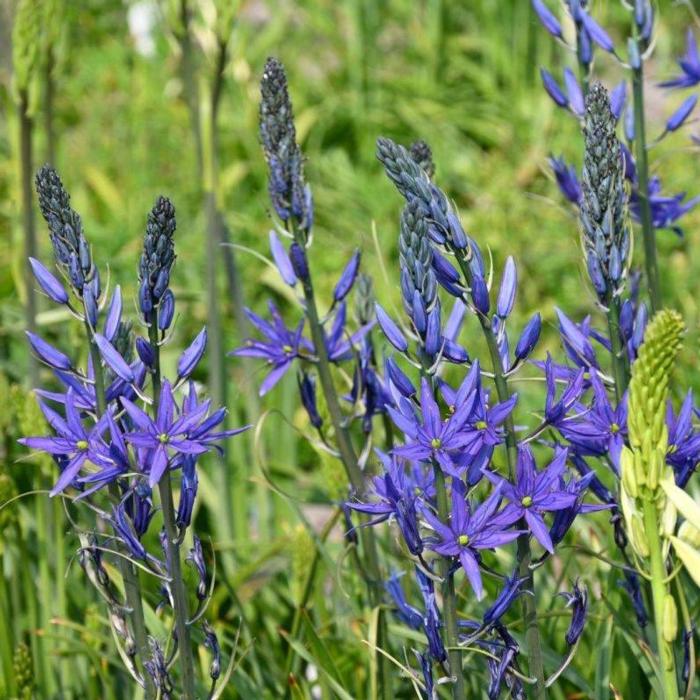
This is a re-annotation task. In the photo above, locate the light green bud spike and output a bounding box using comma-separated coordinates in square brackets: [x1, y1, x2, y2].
[623, 310, 685, 700]
[627, 309, 683, 475]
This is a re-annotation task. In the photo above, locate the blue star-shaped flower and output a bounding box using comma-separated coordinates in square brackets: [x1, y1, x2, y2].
[484, 446, 577, 554]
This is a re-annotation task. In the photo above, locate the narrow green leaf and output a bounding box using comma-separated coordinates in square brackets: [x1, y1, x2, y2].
[594, 616, 614, 700]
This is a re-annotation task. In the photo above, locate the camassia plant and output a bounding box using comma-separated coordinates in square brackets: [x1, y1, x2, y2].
[16, 55, 700, 700]
[19, 167, 248, 698]
[234, 57, 700, 700]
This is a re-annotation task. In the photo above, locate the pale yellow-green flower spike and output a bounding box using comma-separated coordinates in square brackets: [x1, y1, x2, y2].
[12, 0, 43, 102]
[623, 309, 684, 498]
[620, 309, 685, 700]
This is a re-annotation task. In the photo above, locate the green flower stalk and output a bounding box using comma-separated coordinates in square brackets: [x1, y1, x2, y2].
[629, 28, 662, 312]
[620, 309, 684, 700]
[12, 0, 42, 386]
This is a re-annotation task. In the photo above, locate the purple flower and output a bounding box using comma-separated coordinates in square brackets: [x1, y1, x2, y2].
[579, 11, 615, 53]
[542, 354, 586, 425]
[269, 230, 297, 286]
[630, 176, 700, 236]
[564, 68, 584, 116]
[560, 580, 588, 645]
[94, 333, 135, 383]
[298, 371, 323, 429]
[666, 391, 700, 487]
[471, 274, 490, 315]
[158, 289, 175, 331]
[666, 94, 698, 133]
[483, 571, 526, 626]
[389, 376, 479, 477]
[549, 156, 581, 204]
[610, 81, 627, 120]
[555, 308, 602, 370]
[421, 481, 519, 599]
[26, 331, 73, 371]
[557, 370, 627, 471]
[230, 301, 312, 395]
[620, 570, 648, 628]
[660, 30, 700, 89]
[384, 356, 416, 399]
[323, 302, 374, 363]
[413, 652, 435, 700]
[19, 391, 112, 496]
[513, 313, 542, 364]
[121, 380, 210, 487]
[286, 245, 308, 285]
[532, 0, 562, 39]
[347, 451, 423, 555]
[385, 572, 423, 629]
[484, 446, 577, 553]
[375, 303, 408, 352]
[549, 472, 610, 547]
[541, 68, 568, 108]
[177, 327, 207, 379]
[186, 535, 207, 600]
[112, 498, 151, 561]
[176, 456, 199, 529]
[104, 286, 123, 341]
[496, 257, 517, 319]
[333, 249, 361, 303]
[29, 257, 69, 304]
[487, 626, 520, 700]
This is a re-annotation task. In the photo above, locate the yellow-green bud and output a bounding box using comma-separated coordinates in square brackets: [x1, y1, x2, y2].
[13, 641, 34, 700]
[678, 521, 700, 549]
[662, 594, 678, 643]
[620, 447, 638, 499]
[660, 499, 677, 539]
[630, 514, 650, 557]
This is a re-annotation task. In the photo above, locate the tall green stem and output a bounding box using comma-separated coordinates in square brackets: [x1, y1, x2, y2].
[86, 328, 154, 698]
[631, 47, 661, 312]
[606, 295, 629, 401]
[642, 500, 679, 700]
[176, 2, 258, 541]
[284, 508, 341, 683]
[19, 90, 38, 388]
[453, 249, 547, 698]
[290, 228, 392, 699]
[148, 319, 197, 699]
[433, 465, 466, 699]
[44, 48, 56, 165]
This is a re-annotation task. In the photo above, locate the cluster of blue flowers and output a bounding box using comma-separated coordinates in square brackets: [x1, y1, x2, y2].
[534, 0, 700, 237]
[233, 58, 615, 699]
[21, 167, 247, 695]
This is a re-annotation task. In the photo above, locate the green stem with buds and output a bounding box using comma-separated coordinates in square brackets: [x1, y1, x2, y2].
[148, 318, 197, 699]
[642, 499, 679, 700]
[453, 248, 547, 699]
[85, 325, 154, 698]
[289, 224, 392, 699]
[433, 465, 466, 699]
[631, 40, 662, 313]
